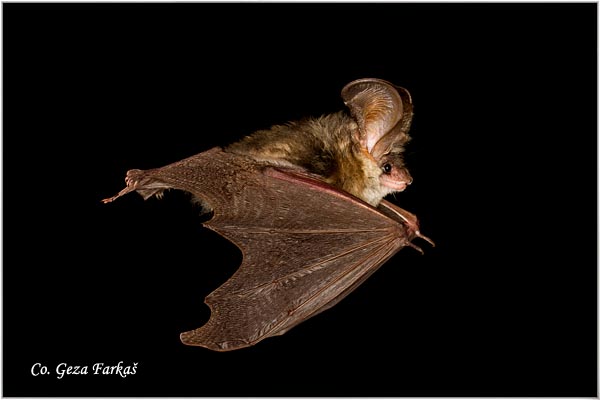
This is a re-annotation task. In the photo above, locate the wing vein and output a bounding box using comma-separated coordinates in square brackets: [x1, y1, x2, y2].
[216, 226, 391, 235]
[252, 234, 399, 340]
[223, 233, 395, 298]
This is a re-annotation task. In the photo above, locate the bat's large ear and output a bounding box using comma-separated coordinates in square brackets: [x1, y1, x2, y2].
[341, 78, 413, 159]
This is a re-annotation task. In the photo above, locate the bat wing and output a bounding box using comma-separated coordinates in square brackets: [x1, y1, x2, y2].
[104, 147, 424, 351]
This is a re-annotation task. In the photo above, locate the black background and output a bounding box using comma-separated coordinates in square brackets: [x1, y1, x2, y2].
[3, 2, 597, 397]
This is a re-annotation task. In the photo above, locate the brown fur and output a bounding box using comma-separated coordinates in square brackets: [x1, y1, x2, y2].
[225, 79, 414, 206]
[226, 111, 391, 205]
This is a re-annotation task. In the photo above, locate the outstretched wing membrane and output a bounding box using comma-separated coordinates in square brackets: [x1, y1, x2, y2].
[104, 148, 419, 351]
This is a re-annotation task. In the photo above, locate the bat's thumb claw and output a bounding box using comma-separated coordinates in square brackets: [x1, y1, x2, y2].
[415, 231, 435, 247]
[407, 230, 435, 254]
[408, 242, 425, 255]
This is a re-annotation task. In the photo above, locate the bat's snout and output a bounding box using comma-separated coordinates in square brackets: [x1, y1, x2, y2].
[381, 167, 413, 192]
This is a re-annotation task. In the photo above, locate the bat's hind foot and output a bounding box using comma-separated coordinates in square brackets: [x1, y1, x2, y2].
[102, 169, 167, 203]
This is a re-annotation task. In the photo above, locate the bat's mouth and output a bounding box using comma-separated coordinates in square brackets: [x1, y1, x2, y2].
[381, 175, 411, 191]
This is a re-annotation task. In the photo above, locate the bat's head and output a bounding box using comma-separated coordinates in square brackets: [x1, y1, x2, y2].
[378, 152, 412, 192]
[341, 78, 414, 205]
[351, 146, 412, 206]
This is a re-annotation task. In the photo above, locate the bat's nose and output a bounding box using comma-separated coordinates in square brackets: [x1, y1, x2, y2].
[401, 168, 413, 185]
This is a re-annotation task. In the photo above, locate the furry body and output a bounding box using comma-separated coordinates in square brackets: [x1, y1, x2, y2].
[227, 111, 410, 206]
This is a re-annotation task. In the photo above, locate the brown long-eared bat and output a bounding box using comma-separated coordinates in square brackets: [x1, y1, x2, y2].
[103, 78, 433, 351]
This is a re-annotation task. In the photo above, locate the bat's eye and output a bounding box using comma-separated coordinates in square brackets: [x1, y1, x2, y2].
[382, 163, 393, 174]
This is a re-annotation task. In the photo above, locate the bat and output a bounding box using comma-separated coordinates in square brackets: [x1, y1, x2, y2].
[103, 78, 434, 351]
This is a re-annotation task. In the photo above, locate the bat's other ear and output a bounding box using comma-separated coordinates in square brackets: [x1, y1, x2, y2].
[341, 78, 413, 159]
